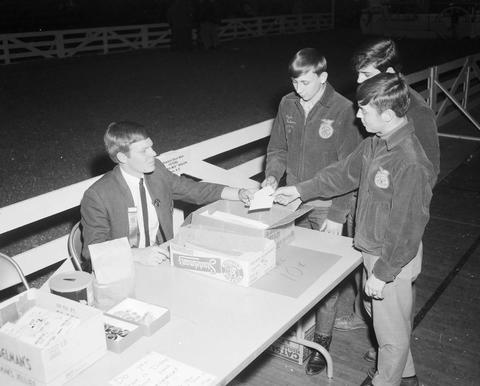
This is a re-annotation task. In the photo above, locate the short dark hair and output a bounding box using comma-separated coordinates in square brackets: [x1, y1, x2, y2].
[288, 48, 327, 78]
[356, 73, 410, 117]
[104, 121, 149, 163]
[353, 38, 401, 73]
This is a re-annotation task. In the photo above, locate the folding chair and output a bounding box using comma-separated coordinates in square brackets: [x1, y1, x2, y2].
[0, 252, 30, 291]
[67, 221, 83, 271]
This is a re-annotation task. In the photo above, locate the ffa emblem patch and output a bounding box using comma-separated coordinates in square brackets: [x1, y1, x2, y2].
[374, 167, 390, 189]
[319, 119, 334, 139]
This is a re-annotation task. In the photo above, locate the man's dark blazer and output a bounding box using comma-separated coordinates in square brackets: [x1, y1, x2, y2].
[80, 159, 224, 260]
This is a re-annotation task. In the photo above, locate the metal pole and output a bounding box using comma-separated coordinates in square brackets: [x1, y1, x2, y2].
[438, 133, 480, 141]
[463, 57, 471, 109]
[434, 79, 480, 131]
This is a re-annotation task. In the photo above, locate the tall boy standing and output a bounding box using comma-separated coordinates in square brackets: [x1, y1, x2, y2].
[262, 48, 362, 375]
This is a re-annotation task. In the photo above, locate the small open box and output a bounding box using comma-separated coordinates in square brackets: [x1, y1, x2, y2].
[103, 314, 143, 353]
[0, 289, 106, 386]
[188, 200, 312, 249]
[106, 298, 170, 336]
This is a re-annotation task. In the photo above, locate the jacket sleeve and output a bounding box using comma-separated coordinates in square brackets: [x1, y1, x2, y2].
[159, 162, 225, 204]
[265, 100, 288, 182]
[296, 140, 365, 202]
[373, 163, 433, 282]
[80, 189, 111, 260]
[410, 105, 440, 183]
[328, 104, 363, 223]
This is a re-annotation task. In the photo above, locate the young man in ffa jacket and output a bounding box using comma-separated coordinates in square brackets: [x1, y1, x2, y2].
[334, 38, 440, 371]
[274, 73, 435, 386]
[262, 47, 363, 375]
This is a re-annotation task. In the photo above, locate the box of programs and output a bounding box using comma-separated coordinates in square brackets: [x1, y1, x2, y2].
[170, 225, 276, 287]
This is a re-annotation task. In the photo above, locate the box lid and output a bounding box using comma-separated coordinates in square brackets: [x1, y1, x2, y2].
[188, 200, 313, 230]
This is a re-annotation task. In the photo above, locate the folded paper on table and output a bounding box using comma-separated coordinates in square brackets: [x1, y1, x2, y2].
[88, 237, 134, 284]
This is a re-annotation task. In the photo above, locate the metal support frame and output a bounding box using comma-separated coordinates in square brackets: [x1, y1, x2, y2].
[287, 335, 334, 379]
[0, 252, 30, 291]
[434, 79, 480, 132]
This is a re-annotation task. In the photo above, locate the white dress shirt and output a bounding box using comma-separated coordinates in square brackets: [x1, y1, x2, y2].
[120, 167, 159, 248]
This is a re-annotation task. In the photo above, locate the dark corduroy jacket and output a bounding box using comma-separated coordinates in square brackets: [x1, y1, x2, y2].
[297, 122, 435, 282]
[408, 87, 440, 180]
[265, 83, 363, 224]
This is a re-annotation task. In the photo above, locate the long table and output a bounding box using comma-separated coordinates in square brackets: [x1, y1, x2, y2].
[65, 227, 362, 385]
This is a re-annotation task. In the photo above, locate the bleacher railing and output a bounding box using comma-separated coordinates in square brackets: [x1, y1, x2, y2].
[0, 13, 333, 65]
[1, 53, 479, 290]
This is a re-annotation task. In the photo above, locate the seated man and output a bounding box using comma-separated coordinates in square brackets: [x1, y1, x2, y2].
[80, 121, 250, 269]
[274, 73, 435, 386]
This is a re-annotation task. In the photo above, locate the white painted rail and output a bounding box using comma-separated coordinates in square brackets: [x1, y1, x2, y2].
[0, 13, 333, 65]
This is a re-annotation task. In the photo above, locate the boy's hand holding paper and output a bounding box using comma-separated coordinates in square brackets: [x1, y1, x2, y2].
[248, 186, 275, 211]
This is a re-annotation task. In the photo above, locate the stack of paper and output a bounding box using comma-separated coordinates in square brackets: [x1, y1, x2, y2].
[0, 306, 80, 348]
[199, 211, 268, 229]
[110, 351, 217, 386]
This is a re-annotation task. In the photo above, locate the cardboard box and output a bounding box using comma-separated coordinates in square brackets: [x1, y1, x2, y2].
[103, 314, 143, 353]
[268, 311, 316, 365]
[188, 200, 312, 250]
[106, 298, 170, 336]
[0, 289, 106, 386]
[170, 226, 276, 287]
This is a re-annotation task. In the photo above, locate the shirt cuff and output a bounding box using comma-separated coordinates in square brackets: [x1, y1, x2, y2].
[372, 257, 401, 283]
[296, 180, 318, 203]
[265, 169, 282, 184]
[327, 207, 347, 224]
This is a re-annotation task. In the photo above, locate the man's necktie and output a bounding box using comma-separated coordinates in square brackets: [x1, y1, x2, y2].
[139, 178, 150, 247]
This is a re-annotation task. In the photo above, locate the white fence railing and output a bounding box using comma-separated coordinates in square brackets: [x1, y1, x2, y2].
[0, 13, 333, 65]
[360, 12, 480, 39]
[1, 53, 479, 290]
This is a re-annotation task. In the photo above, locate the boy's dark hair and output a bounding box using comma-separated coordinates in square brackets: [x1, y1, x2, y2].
[357, 73, 410, 117]
[104, 121, 149, 163]
[353, 38, 402, 73]
[288, 48, 327, 78]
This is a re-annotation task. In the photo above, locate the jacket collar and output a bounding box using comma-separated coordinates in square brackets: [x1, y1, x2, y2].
[288, 82, 335, 109]
[316, 82, 335, 108]
[380, 120, 415, 151]
[112, 165, 135, 207]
